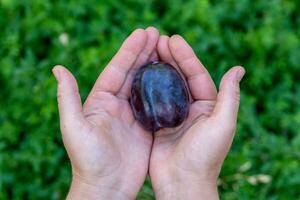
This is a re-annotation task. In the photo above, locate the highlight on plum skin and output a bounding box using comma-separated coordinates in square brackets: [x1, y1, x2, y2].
[130, 61, 189, 132]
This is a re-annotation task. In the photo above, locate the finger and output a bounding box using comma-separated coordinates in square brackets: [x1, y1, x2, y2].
[169, 35, 217, 100]
[157, 35, 178, 67]
[52, 65, 84, 126]
[134, 27, 160, 68]
[117, 26, 159, 99]
[91, 29, 147, 96]
[212, 66, 245, 126]
[157, 35, 193, 103]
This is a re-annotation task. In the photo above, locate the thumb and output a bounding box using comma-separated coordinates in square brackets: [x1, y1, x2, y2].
[52, 65, 84, 129]
[212, 66, 245, 127]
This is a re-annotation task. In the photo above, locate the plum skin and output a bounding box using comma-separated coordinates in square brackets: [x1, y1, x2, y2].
[130, 61, 189, 132]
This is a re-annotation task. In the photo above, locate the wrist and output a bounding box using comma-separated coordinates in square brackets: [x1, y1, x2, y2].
[154, 179, 219, 200]
[67, 174, 133, 200]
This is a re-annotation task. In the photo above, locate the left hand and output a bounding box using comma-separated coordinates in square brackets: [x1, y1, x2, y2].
[149, 35, 245, 199]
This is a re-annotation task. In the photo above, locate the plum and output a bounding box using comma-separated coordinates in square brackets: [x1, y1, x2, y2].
[130, 61, 189, 132]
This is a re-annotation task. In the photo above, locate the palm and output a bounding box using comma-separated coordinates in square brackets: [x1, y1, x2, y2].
[69, 93, 151, 183]
[150, 100, 218, 188]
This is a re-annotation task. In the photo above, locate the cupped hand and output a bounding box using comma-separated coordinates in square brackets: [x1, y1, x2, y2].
[149, 35, 245, 199]
[53, 27, 159, 199]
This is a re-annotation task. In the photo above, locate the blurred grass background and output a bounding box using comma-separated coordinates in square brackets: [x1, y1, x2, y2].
[1, 0, 300, 199]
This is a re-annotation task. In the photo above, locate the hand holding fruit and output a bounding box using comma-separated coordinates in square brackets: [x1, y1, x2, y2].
[53, 27, 159, 200]
[148, 35, 245, 199]
[53, 27, 245, 200]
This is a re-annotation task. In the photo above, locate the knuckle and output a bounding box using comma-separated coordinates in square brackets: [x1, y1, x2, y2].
[233, 89, 240, 102]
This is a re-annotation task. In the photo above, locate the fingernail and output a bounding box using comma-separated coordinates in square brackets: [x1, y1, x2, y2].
[52, 66, 61, 82]
[236, 67, 245, 82]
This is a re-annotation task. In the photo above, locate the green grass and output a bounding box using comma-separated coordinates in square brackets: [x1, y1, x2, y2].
[1, 0, 300, 199]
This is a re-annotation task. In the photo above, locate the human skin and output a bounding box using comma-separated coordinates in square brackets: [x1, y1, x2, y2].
[52, 27, 160, 200]
[149, 34, 245, 199]
[53, 27, 245, 200]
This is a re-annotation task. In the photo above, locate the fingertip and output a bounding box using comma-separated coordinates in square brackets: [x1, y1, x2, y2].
[145, 26, 160, 45]
[157, 35, 177, 66]
[128, 28, 148, 49]
[145, 26, 156, 29]
[132, 28, 147, 38]
[235, 66, 246, 82]
[53, 64, 64, 72]
[159, 35, 169, 40]
[231, 65, 244, 72]
[145, 26, 159, 34]
[169, 34, 178, 44]
[170, 34, 183, 40]
[226, 66, 246, 83]
[52, 65, 78, 86]
[133, 27, 145, 32]
[158, 35, 169, 47]
[169, 34, 185, 45]
[147, 27, 160, 43]
[53, 64, 65, 68]
[127, 28, 147, 45]
[52, 65, 65, 82]
[169, 35, 193, 59]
